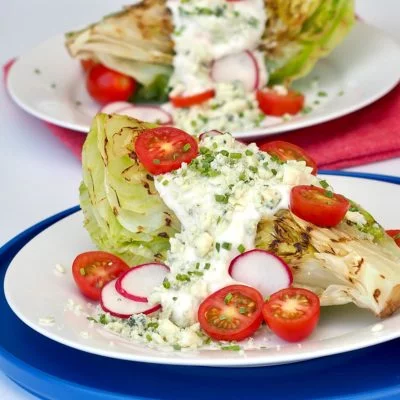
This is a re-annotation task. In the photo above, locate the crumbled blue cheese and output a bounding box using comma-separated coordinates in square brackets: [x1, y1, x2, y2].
[170, 83, 264, 134]
[346, 211, 367, 226]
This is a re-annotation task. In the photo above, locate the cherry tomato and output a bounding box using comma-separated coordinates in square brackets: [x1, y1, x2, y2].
[387, 230, 400, 247]
[135, 127, 198, 175]
[170, 89, 215, 108]
[86, 64, 136, 104]
[262, 287, 320, 342]
[257, 88, 305, 116]
[259, 140, 318, 175]
[72, 251, 130, 301]
[290, 185, 349, 227]
[80, 59, 97, 73]
[198, 285, 264, 342]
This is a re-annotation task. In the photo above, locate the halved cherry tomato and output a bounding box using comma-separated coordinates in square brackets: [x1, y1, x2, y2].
[259, 140, 318, 175]
[72, 251, 130, 301]
[198, 285, 264, 342]
[170, 89, 215, 108]
[290, 185, 349, 227]
[135, 127, 198, 175]
[387, 230, 400, 247]
[80, 59, 97, 73]
[257, 88, 305, 116]
[262, 287, 320, 342]
[86, 64, 136, 104]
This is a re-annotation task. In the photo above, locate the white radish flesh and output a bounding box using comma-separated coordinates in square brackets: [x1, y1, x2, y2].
[101, 279, 161, 319]
[211, 50, 259, 92]
[117, 105, 173, 125]
[228, 250, 292, 298]
[199, 130, 224, 141]
[100, 102, 132, 114]
[116, 263, 170, 302]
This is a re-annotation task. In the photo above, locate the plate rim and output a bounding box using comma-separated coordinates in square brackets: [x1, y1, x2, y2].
[2, 171, 400, 368]
[6, 21, 400, 138]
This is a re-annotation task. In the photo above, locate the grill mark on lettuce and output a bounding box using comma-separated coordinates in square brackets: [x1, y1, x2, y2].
[374, 289, 381, 303]
[111, 186, 121, 208]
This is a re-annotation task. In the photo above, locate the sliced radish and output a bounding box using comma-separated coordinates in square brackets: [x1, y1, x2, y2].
[100, 101, 132, 114]
[116, 105, 173, 125]
[199, 130, 224, 141]
[101, 279, 161, 319]
[228, 250, 292, 298]
[211, 50, 259, 92]
[116, 263, 170, 302]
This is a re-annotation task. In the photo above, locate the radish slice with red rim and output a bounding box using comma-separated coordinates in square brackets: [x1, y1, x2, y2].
[228, 250, 292, 298]
[101, 279, 161, 319]
[211, 50, 259, 92]
[116, 105, 173, 125]
[100, 101, 132, 114]
[199, 130, 224, 141]
[116, 263, 170, 302]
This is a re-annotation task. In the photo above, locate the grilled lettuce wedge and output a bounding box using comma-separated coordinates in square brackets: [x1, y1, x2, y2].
[80, 115, 400, 317]
[65, 0, 354, 88]
[80, 113, 180, 265]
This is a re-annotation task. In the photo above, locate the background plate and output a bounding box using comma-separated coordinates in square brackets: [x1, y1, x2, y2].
[1, 172, 400, 399]
[6, 22, 400, 139]
[3, 174, 400, 369]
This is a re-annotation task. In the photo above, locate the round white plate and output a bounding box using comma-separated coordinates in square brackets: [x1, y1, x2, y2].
[7, 22, 400, 139]
[4, 175, 400, 367]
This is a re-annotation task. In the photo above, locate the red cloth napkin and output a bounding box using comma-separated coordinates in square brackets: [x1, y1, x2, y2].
[4, 59, 400, 168]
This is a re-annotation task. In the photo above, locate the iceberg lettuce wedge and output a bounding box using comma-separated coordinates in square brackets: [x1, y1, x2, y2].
[80, 113, 180, 265]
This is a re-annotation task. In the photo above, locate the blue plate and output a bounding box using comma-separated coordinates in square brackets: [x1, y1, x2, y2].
[1, 172, 400, 400]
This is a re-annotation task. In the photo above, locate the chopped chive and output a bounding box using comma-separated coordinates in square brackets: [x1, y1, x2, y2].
[147, 322, 159, 329]
[271, 169, 277, 176]
[215, 194, 229, 204]
[224, 292, 233, 304]
[99, 314, 108, 325]
[146, 334, 153, 342]
[212, 142, 218, 149]
[173, 296, 178, 301]
[183, 143, 191, 152]
[324, 190, 334, 198]
[163, 279, 171, 289]
[217, 216, 222, 224]
[173, 344, 182, 351]
[237, 244, 245, 253]
[204, 263, 211, 270]
[220, 149, 229, 157]
[79, 268, 86, 276]
[153, 159, 161, 165]
[162, 180, 169, 186]
[245, 149, 253, 156]
[302, 106, 313, 114]
[222, 242, 232, 251]
[176, 274, 190, 282]
[195, 262, 200, 269]
[318, 91, 328, 97]
[216, 242, 221, 252]
[239, 172, 247, 181]
[249, 166, 258, 174]
[263, 162, 269, 169]
[349, 205, 358, 212]
[229, 152, 242, 159]
[87, 317, 97, 323]
[338, 90, 345, 96]
[221, 345, 241, 351]
[319, 180, 329, 189]
[270, 154, 283, 165]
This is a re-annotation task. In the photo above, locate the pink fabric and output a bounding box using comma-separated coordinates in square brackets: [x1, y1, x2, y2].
[4, 59, 400, 168]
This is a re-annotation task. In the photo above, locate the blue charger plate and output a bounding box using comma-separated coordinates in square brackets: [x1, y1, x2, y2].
[1, 171, 400, 400]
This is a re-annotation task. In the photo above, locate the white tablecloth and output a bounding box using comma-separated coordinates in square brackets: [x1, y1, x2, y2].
[1, 0, 399, 398]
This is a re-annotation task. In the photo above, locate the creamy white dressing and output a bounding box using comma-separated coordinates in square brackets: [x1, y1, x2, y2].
[166, 0, 270, 134]
[151, 134, 318, 328]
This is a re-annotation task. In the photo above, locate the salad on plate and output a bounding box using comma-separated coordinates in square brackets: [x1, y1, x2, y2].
[65, 0, 355, 134]
[69, 113, 400, 352]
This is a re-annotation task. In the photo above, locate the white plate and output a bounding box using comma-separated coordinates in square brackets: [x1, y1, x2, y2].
[4, 175, 400, 367]
[7, 22, 400, 139]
